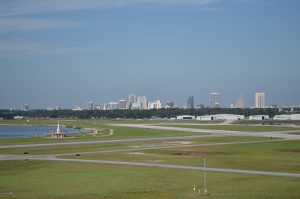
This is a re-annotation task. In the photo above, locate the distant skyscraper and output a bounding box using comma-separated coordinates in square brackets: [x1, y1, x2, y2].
[211, 93, 221, 108]
[128, 94, 137, 104]
[21, 104, 29, 111]
[255, 92, 266, 108]
[187, 96, 194, 109]
[235, 95, 245, 108]
[86, 101, 93, 110]
[137, 96, 147, 110]
[148, 100, 162, 109]
[118, 99, 126, 110]
[108, 102, 118, 110]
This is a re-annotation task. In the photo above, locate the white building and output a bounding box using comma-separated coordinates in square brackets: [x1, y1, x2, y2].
[137, 96, 147, 110]
[273, 115, 290, 120]
[249, 115, 269, 120]
[118, 99, 126, 110]
[86, 101, 94, 110]
[197, 114, 244, 121]
[14, 116, 24, 120]
[211, 93, 221, 108]
[128, 94, 137, 104]
[72, 106, 83, 111]
[177, 115, 195, 120]
[255, 93, 266, 108]
[148, 100, 162, 109]
[108, 102, 118, 110]
[131, 102, 142, 110]
[21, 104, 29, 111]
[274, 114, 300, 120]
[290, 114, 300, 120]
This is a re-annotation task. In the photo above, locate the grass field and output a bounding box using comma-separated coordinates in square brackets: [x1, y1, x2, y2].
[0, 160, 299, 199]
[0, 136, 270, 155]
[0, 119, 299, 199]
[65, 140, 300, 173]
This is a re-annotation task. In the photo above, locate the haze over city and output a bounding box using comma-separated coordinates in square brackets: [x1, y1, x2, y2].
[1, 0, 300, 109]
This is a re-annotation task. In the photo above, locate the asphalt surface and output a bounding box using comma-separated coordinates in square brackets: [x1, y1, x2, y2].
[111, 124, 300, 140]
[29, 157, 300, 178]
[0, 134, 224, 149]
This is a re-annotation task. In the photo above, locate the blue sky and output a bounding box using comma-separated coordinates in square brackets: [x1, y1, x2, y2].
[0, 0, 300, 109]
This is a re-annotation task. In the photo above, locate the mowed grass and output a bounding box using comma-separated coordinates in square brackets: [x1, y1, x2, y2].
[72, 140, 300, 173]
[0, 160, 299, 199]
[0, 126, 203, 146]
[155, 124, 300, 132]
[0, 136, 269, 155]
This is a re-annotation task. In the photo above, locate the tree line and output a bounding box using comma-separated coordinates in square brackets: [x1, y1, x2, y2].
[0, 107, 299, 120]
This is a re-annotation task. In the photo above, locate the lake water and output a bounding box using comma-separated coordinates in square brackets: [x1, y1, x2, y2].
[0, 125, 79, 138]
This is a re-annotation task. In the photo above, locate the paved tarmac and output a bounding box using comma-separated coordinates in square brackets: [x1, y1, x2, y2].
[28, 157, 300, 178]
[111, 124, 300, 140]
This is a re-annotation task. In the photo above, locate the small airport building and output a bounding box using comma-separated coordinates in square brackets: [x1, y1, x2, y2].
[176, 115, 195, 120]
[197, 114, 244, 121]
[274, 114, 300, 120]
[249, 115, 270, 120]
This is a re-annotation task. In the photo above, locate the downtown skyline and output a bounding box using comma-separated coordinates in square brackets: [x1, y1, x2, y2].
[7, 91, 300, 111]
[1, 0, 300, 108]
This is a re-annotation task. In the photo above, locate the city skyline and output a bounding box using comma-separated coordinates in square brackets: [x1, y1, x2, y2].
[1, 0, 300, 108]
[9, 91, 300, 111]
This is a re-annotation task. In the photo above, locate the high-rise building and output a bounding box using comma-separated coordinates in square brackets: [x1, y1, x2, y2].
[211, 93, 221, 108]
[255, 92, 266, 108]
[86, 101, 94, 110]
[148, 100, 162, 109]
[108, 102, 118, 110]
[21, 104, 29, 111]
[128, 94, 137, 104]
[187, 96, 194, 109]
[137, 96, 147, 110]
[235, 96, 245, 109]
[118, 99, 126, 110]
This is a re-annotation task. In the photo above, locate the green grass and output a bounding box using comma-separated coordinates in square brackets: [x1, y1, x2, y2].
[0, 126, 203, 146]
[72, 140, 300, 173]
[0, 160, 299, 199]
[0, 136, 270, 155]
[155, 124, 300, 132]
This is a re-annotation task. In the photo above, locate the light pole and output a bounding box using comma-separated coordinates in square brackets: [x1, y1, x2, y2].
[204, 158, 207, 196]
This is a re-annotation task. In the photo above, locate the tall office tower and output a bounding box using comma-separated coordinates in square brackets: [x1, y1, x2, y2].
[148, 100, 162, 109]
[187, 96, 194, 109]
[128, 94, 137, 104]
[211, 93, 221, 108]
[86, 101, 94, 110]
[235, 95, 245, 108]
[108, 102, 118, 110]
[137, 96, 147, 110]
[21, 104, 29, 111]
[118, 99, 126, 110]
[255, 92, 266, 108]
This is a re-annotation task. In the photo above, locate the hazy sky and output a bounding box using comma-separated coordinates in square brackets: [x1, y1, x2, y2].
[1, 0, 300, 109]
